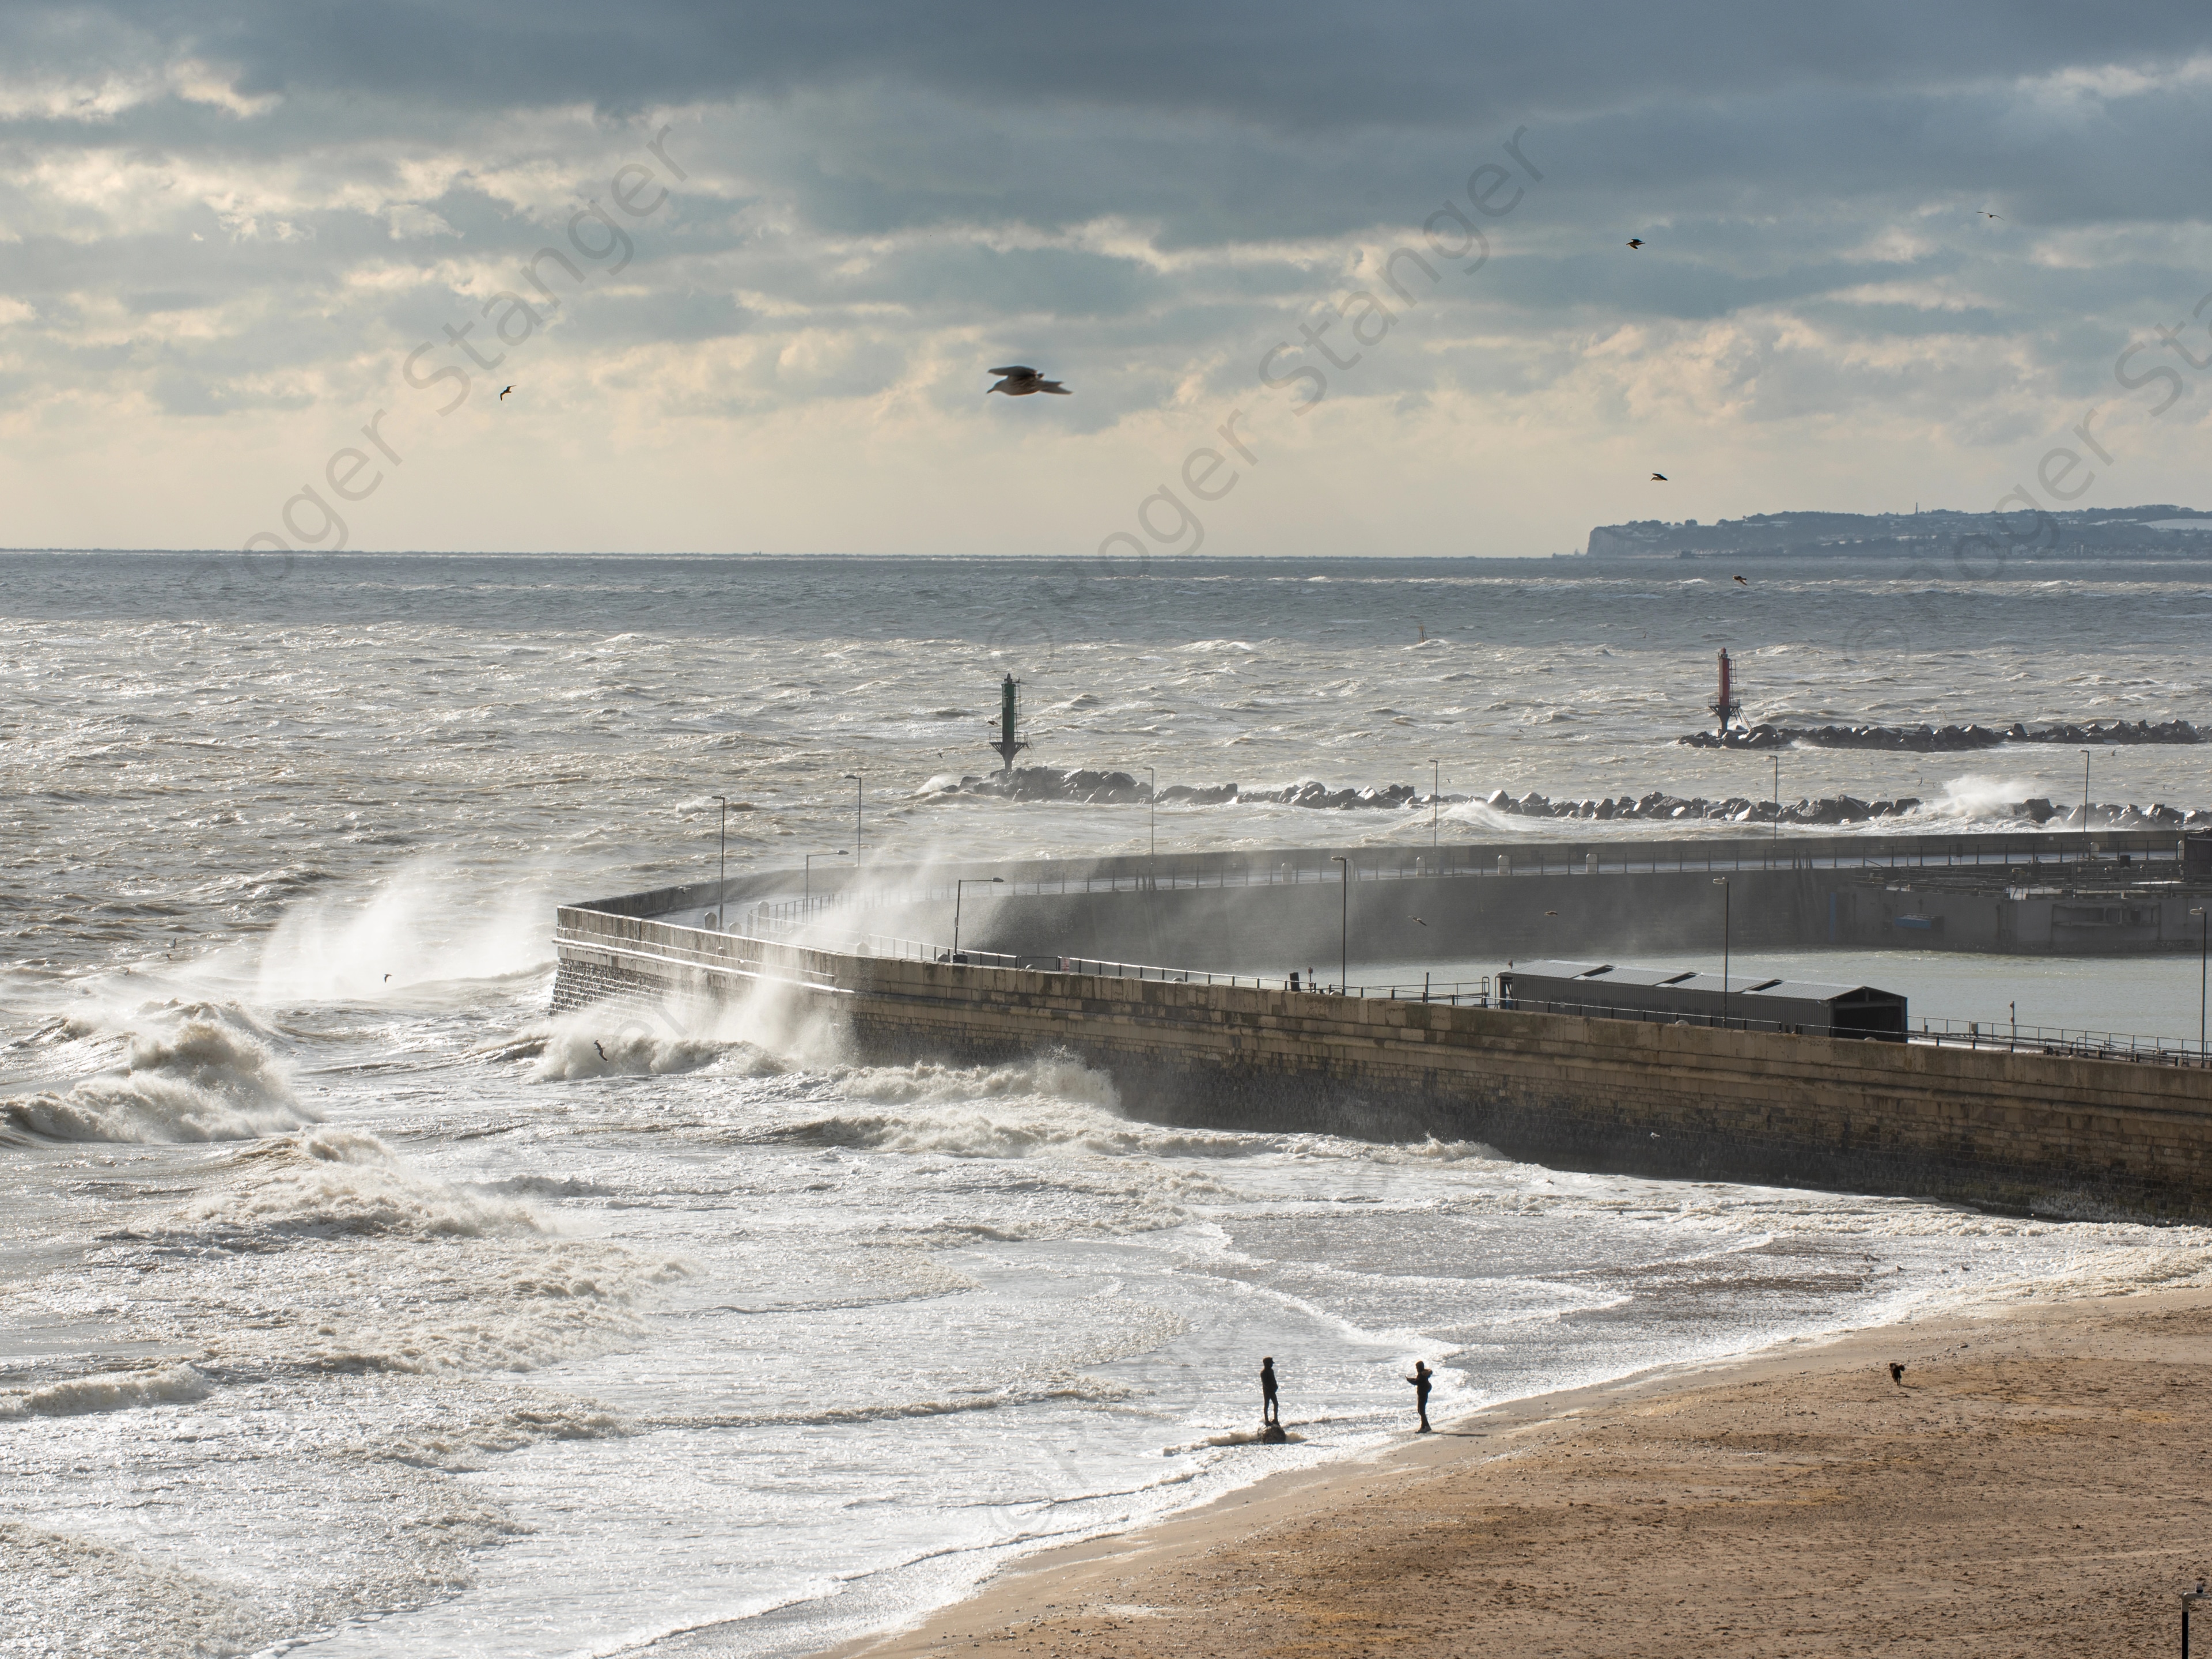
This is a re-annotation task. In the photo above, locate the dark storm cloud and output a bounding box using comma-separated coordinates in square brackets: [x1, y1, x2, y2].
[5, 0, 2212, 452]
[14, 0, 2212, 130]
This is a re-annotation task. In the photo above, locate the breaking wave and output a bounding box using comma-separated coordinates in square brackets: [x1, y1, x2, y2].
[0, 1002, 315, 1146]
[0, 1362, 214, 1421]
[185, 1128, 543, 1241]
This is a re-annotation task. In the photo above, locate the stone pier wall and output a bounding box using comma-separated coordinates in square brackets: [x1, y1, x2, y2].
[552, 907, 2212, 1221]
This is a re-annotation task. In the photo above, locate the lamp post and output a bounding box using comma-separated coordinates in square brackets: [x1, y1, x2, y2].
[1431, 760, 1440, 848]
[1713, 876, 1731, 1029]
[842, 772, 863, 866]
[805, 849, 848, 909]
[2194, 907, 2207, 1057]
[713, 794, 729, 899]
[952, 876, 1003, 959]
[1771, 754, 1780, 844]
[1332, 854, 1350, 993]
[2080, 748, 2091, 827]
[1146, 766, 1156, 859]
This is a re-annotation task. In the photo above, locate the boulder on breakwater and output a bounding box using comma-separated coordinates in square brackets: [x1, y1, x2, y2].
[1680, 717, 2202, 752]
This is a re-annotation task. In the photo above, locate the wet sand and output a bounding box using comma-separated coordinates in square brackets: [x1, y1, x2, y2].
[828, 1289, 2212, 1658]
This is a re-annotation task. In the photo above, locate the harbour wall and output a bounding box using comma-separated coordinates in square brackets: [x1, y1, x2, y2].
[551, 905, 2212, 1222]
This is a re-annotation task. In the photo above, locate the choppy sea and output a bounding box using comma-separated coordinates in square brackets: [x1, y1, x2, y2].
[5, 552, 2211, 1657]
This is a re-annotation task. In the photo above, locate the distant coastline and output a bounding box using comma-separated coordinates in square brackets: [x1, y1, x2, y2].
[1577, 503, 2212, 561]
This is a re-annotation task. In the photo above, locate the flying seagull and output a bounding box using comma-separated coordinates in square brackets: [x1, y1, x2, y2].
[1733, 574, 1749, 586]
[1981, 210, 2001, 219]
[1626, 238, 1644, 249]
[1410, 916, 1427, 927]
[987, 366, 1071, 396]
[1650, 472, 1668, 481]
[593, 1040, 607, 1061]
[499, 385, 514, 400]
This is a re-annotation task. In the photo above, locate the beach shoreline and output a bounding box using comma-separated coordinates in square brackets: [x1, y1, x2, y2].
[815, 1285, 2212, 1658]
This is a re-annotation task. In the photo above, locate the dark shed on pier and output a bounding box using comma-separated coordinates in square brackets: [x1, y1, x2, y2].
[1499, 960, 1907, 1040]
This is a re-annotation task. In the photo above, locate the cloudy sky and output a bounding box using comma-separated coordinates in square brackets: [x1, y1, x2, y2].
[4, 1, 2211, 556]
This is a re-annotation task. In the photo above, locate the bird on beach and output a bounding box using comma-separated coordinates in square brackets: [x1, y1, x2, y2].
[1650, 472, 1668, 481]
[1626, 238, 1644, 249]
[499, 385, 514, 400]
[1888, 1362, 1906, 1384]
[987, 366, 1071, 396]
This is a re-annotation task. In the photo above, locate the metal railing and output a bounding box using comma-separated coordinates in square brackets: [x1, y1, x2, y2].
[1915, 1016, 2211, 1067]
[744, 914, 1501, 998]
[1500, 994, 1884, 1039]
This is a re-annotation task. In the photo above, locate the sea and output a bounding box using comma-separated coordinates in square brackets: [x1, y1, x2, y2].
[5, 551, 2212, 1658]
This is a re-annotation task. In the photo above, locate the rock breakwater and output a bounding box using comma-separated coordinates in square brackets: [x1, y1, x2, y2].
[1680, 718, 2201, 752]
[925, 768, 2212, 827]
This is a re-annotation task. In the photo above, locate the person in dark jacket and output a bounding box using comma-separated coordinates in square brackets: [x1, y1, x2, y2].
[1407, 1361, 1434, 1433]
[1260, 1357, 1281, 1426]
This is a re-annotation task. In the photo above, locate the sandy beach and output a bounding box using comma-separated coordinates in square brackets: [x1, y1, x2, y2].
[831, 1289, 2212, 1658]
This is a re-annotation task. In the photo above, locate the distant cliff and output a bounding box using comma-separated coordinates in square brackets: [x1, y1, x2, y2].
[1581, 505, 2212, 560]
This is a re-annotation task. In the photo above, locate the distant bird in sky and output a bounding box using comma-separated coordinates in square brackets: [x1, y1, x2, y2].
[1650, 472, 1668, 481]
[988, 365, 1071, 396]
[1626, 238, 1644, 249]
[1410, 916, 1427, 927]
[383, 973, 391, 982]
[1733, 574, 1749, 586]
[1981, 210, 2001, 219]
[593, 1040, 607, 1060]
[499, 385, 514, 400]
[1544, 910, 1559, 917]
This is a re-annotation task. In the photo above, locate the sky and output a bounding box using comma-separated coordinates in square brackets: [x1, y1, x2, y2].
[3, 2, 2212, 557]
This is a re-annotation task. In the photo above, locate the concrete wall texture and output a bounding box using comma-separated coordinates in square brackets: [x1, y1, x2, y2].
[553, 906, 2212, 1222]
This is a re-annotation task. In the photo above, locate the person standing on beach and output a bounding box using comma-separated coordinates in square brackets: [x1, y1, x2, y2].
[1407, 1361, 1433, 1433]
[1260, 1357, 1280, 1426]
